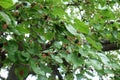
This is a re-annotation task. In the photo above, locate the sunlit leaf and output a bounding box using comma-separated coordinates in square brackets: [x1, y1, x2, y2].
[53, 41, 62, 49]
[0, 12, 11, 24]
[52, 6, 65, 18]
[86, 37, 102, 50]
[30, 60, 45, 75]
[98, 53, 110, 66]
[74, 19, 89, 34]
[0, 0, 14, 9]
[86, 59, 102, 70]
[38, 75, 48, 80]
[65, 24, 78, 35]
[51, 55, 63, 63]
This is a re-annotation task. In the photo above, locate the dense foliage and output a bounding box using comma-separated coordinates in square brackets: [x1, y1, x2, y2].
[0, 0, 120, 80]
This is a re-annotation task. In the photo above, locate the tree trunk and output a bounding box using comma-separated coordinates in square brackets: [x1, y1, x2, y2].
[7, 64, 19, 80]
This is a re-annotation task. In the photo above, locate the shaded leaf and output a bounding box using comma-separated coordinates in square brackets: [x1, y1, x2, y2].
[15, 66, 29, 80]
[6, 42, 18, 53]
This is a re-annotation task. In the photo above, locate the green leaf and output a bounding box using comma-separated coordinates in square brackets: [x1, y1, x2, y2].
[40, 63, 52, 73]
[86, 70, 94, 77]
[65, 24, 78, 35]
[27, 48, 35, 54]
[86, 59, 102, 70]
[11, 28, 20, 35]
[0, 0, 14, 9]
[0, 12, 11, 24]
[74, 19, 89, 34]
[21, 52, 30, 61]
[51, 55, 63, 63]
[52, 6, 65, 18]
[93, 24, 102, 30]
[98, 53, 110, 66]
[87, 50, 98, 59]
[112, 30, 118, 39]
[15, 66, 29, 80]
[110, 63, 120, 70]
[17, 52, 25, 62]
[55, 0, 62, 3]
[59, 51, 67, 58]
[67, 53, 83, 67]
[38, 75, 48, 80]
[64, 73, 74, 80]
[53, 41, 62, 49]
[104, 68, 113, 74]
[76, 74, 84, 80]
[16, 26, 29, 35]
[6, 41, 18, 53]
[30, 60, 45, 75]
[86, 37, 102, 50]
[44, 32, 55, 40]
[8, 52, 16, 62]
[100, 9, 115, 19]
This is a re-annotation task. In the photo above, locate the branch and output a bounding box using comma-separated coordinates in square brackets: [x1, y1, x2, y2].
[50, 64, 63, 80]
[0, 49, 6, 68]
[102, 42, 120, 51]
[101, 40, 120, 51]
[7, 64, 19, 80]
